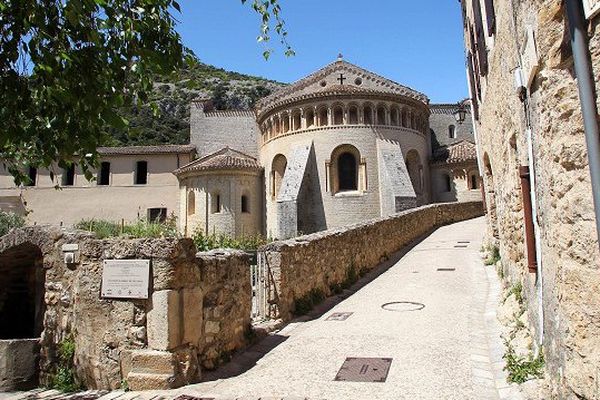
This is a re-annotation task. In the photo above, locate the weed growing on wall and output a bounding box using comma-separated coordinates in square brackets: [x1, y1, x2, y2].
[484, 245, 501, 265]
[49, 336, 82, 392]
[503, 342, 545, 383]
[0, 210, 25, 236]
[293, 288, 325, 316]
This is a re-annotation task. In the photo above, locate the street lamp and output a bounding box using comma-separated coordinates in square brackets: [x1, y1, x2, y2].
[453, 102, 467, 124]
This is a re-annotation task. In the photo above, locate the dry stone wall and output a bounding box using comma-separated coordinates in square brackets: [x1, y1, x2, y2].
[262, 201, 484, 320]
[464, 0, 600, 397]
[0, 227, 251, 391]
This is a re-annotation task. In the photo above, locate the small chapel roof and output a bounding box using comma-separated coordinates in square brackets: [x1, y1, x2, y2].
[173, 147, 262, 176]
[432, 140, 478, 165]
[255, 59, 428, 117]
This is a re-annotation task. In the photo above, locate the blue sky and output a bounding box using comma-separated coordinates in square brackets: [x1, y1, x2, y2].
[175, 1, 468, 103]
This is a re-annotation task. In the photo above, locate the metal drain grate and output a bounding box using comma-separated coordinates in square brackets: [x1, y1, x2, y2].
[174, 396, 215, 400]
[334, 357, 393, 383]
[381, 301, 425, 312]
[437, 267, 456, 271]
[454, 245, 468, 248]
[457, 241, 471, 244]
[326, 312, 353, 321]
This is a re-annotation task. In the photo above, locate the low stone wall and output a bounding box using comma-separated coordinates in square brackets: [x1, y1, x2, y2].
[262, 201, 484, 320]
[0, 227, 251, 391]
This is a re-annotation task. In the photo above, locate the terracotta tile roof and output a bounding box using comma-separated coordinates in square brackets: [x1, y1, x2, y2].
[432, 140, 478, 165]
[255, 59, 428, 117]
[205, 110, 255, 118]
[98, 144, 196, 156]
[173, 147, 262, 176]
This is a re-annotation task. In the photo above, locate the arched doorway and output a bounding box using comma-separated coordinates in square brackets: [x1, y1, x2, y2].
[0, 243, 45, 339]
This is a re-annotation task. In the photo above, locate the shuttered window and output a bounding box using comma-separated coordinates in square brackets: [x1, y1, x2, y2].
[471, 0, 488, 76]
[484, 0, 496, 36]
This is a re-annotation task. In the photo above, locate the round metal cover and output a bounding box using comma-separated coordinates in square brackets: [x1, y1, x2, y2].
[381, 301, 425, 312]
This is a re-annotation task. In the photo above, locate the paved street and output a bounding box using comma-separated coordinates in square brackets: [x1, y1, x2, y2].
[2, 216, 521, 400]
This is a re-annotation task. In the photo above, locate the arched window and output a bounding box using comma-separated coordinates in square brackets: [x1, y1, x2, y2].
[333, 106, 344, 125]
[470, 174, 479, 189]
[443, 174, 452, 192]
[211, 193, 221, 213]
[282, 113, 290, 133]
[348, 106, 358, 124]
[390, 108, 399, 126]
[318, 107, 328, 126]
[271, 154, 287, 198]
[363, 105, 373, 124]
[188, 190, 196, 215]
[241, 195, 249, 213]
[292, 112, 301, 131]
[377, 106, 386, 125]
[305, 109, 315, 128]
[449, 125, 456, 138]
[401, 109, 408, 127]
[338, 152, 358, 191]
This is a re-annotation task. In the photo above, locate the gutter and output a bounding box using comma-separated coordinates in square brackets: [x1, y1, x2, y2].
[566, 0, 600, 245]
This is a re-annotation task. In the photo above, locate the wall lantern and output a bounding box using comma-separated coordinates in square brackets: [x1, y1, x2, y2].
[453, 103, 467, 124]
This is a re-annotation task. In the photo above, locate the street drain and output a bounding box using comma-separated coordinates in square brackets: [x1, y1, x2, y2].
[454, 245, 468, 248]
[437, 267, 456, 271]
[326, 312, 353, 321]
[457, 241, 470, 244]
[334, 357, 392, 383]
[381, 301, 425, 312]
[174, 396, 214, 400]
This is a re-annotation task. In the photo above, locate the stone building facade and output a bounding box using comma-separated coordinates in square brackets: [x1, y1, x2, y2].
[460, 0, 600, 397]
[0, 59, 481, 239]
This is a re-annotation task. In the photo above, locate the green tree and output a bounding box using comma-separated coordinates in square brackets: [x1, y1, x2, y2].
[0, 0, 291, 184]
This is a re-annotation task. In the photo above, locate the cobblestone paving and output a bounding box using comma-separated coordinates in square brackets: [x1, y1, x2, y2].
[1, 217, 522, 400]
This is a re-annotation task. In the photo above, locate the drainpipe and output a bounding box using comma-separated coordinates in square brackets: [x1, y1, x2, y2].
[519, 166, 537, 272]
[566, 0, 600, 245]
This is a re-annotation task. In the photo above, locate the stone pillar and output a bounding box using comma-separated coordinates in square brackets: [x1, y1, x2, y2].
[327, 106, 332, 126]
[147, 290, 181, 351]
[300, 109, 305, 130]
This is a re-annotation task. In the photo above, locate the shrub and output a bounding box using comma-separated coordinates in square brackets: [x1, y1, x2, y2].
[75, 215, 177, 239]
[192, 230, 269, 251]
[484, 245, 501, 265]
[0, 210, 25, 236]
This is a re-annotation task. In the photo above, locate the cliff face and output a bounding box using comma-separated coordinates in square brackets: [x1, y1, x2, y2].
[106, 61, 286, 147]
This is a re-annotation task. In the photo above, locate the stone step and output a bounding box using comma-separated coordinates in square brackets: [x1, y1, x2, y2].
[129, 351, 177, 375]
[126, 373, 176, 392]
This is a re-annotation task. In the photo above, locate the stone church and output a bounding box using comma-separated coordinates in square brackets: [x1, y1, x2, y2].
[0, 58, 481, 239]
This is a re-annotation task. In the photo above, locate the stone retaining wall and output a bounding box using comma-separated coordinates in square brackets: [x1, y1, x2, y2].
[0, 227, 251, 391]
[262, 201, 484, 320]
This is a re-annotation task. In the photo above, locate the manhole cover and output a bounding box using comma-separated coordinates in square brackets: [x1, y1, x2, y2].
[174, 396, 214, 400]
[381, 301, 425, 312]
[334, 357, 392, 383]
[437, 267, 456, 271]
[326, 312, 353, 321]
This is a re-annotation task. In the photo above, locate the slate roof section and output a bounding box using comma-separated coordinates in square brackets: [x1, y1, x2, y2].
[173, 147, 262, 176]
[255, 59, 429, 117]
[98, 144, 196, 156]
[432, 140, 478, 165]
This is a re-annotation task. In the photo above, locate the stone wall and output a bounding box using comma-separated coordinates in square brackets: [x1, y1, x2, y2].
[461, 0, 600, 397]
[0, 227, 251, 391]
[262, 201, 484, 320]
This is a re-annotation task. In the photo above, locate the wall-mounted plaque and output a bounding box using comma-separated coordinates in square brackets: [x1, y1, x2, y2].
[101, 260, 150, 299]
[584, 0, 600, 19]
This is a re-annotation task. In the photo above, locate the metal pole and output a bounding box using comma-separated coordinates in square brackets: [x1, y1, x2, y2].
[566, 0, 600, 246]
